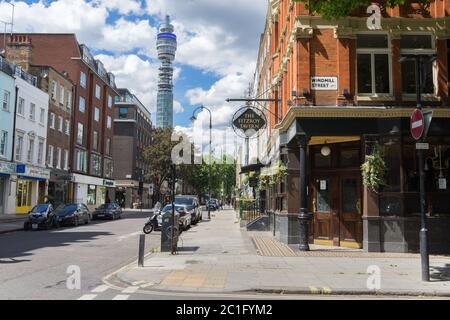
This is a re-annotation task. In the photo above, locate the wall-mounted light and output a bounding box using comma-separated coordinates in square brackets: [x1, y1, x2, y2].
[292, 90, 297, 98]
[321, 145, 331, 157]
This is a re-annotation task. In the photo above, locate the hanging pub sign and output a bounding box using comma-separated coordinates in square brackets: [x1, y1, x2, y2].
[232, 106, 267, 139]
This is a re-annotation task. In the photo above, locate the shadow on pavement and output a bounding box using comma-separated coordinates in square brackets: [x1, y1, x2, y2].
[0, 230, 112, 264]
[430, 264, 450, 282]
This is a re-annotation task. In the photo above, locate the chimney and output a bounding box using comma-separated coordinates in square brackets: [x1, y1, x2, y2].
[6, 35, 33, 71]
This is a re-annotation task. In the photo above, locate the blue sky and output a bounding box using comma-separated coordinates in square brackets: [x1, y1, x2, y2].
[0, 0, 267, 151]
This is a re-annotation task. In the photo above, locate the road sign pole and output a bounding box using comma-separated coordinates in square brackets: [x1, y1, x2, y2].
[410, 56, 430, 281]
[418, 146, 430, 281]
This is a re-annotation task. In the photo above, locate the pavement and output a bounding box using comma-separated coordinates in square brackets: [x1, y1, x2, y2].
[107, 208, 450, 298]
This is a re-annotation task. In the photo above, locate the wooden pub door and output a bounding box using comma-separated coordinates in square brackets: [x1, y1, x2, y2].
[311, 173, 363, 249]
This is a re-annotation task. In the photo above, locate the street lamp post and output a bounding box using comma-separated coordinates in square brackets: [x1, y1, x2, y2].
[191, 106, 212, 220]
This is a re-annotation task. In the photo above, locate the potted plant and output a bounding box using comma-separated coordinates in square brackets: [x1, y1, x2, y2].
[361, 144, 387, 193]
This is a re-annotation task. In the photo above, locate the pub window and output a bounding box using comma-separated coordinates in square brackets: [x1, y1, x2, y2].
[400, 34, 436, 95]
[356, 34, 391, 95]
[340, 149, 360, 167]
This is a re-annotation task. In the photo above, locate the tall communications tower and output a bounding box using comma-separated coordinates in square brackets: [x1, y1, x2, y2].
[156, 15, 177, 128]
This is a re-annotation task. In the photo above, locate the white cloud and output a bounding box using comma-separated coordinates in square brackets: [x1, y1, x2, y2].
[173, 100, 184, 114]
[146, 0, 266, 76]
[96, 54, 159, 114]
[97, 0, 144, 15]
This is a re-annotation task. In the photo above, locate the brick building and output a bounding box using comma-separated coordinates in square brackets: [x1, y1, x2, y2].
[1, 34, 118, 210]
[27, 66, 74, 206]
[113, 88, 153, 209]
[249, 0, 450, 253]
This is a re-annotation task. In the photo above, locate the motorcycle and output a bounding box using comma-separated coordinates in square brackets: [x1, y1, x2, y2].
[143, 203, 162, 234]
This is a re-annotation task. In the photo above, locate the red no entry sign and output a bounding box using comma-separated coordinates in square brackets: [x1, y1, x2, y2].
[411, 109, 424, 140]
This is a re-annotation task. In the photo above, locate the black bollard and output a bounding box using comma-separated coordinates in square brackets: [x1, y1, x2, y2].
[138, 234, 145, 267]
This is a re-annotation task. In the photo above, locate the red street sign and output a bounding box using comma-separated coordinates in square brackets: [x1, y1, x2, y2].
[411, 109, 425, 140]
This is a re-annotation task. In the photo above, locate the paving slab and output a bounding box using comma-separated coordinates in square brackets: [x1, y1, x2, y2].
[108, 209, 450, 297]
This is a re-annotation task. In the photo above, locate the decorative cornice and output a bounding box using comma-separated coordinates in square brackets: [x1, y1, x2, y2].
[294, 16, 450, 39]
[275, 106, 450, 133]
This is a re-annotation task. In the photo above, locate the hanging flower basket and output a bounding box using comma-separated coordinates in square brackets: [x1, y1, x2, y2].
[361, 144, 387, 193]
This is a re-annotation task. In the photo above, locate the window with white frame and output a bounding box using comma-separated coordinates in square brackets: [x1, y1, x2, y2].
[105, 138, 111, 155]
[79, 96, 85, 113]
[29, 103, 36, 121]
[0, 131, 7, 157]
[400, 34, 436, 95]
[357, 34, 392, 95]
[18, 97, 25, 115]
[38, 139, 44, 165]
[94, 107, 100, 122]
[80, 71, 87, 88]
[93, 131, 99, 151]
[107, 116, 112, 129]
[47, 145, 54, 168]
[75, 149, 87, 172]
[64, 149, 69, 170]
[58, 116, 63, 132]
[39, 108, 45, 125]
[56, 147, 61, 169]
[2, 90, 10, 111]
[95, 84, 101, 100]
[51, 80, 57, 100]
[49, 113, 55, 129]
[108, 95, 113, 108]
[67, 91, 72, 109]
[77, 123, 84, 145]
[27, 138, 35, 163]
[59, 85, 65, 105]
[65, 120, 70, 135]
[15, 133, 24, 162]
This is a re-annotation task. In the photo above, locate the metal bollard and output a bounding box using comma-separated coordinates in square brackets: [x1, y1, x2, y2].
[138, 234, 145, 267]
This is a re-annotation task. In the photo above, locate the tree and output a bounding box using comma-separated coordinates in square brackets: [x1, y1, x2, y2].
[292, 0, 413, 19]
[182, 155, 236, 200]
[144, 128, 181, 202]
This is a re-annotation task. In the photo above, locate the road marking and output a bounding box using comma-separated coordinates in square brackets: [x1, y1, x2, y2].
[78, 294, 97, 300]
[112, 294, 130, 300]
[91, 285, 109, 293]
[122, 286, 139, 294]
[117, 231, 142, 242]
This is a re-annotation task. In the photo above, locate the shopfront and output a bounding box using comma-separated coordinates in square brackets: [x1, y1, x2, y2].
[71, 173, 116, 210]
[15, 164, 50, 214]
[269, 107, 450, 253]
[0, 161, 16, 215]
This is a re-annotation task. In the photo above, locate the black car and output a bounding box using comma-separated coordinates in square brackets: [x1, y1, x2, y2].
[93, 203, 122, 220]
[207, 199, 219, 211]
[55, 204, 90, 227]
[24, 204, 58, 231]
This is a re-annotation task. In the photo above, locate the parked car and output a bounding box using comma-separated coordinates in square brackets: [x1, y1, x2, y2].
[161, 204, 192, 231]
[24, 204, 58, 231]
[174, 195, 202, 224]
[207, 199, 220, 211]
[54, 204, 91, 227]
[93, 203, 122, 220]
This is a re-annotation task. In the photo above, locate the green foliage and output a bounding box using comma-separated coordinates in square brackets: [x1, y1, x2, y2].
[292, 0, 411, 19]
[144, 129, 236, 200]
[184, 155, 237, 199]
[361, 144, 387, 193]
[257, 161, 288, 190]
